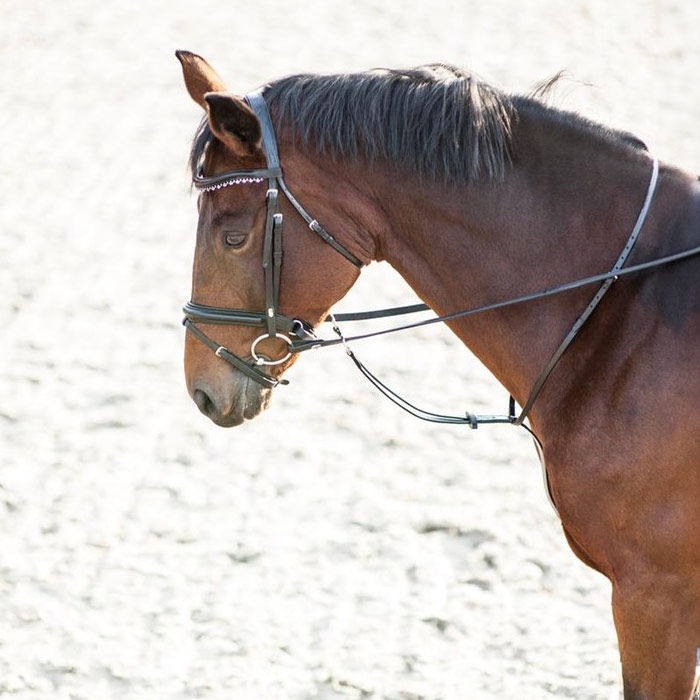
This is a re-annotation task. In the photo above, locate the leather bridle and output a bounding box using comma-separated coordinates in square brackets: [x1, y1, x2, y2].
[184, 91, 700, 430]
[183, 90, 363, 389]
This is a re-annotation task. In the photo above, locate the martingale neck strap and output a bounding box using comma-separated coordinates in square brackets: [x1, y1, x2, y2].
[510, 157, 659, 425]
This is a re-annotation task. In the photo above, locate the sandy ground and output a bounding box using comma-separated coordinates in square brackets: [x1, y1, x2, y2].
[2, 1, 699, 698]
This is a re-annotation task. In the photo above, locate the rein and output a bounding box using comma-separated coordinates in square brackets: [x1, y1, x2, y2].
[184, 93, 700, 431]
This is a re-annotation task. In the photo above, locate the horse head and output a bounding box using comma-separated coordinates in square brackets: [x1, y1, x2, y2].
[177, 51, 364, 426]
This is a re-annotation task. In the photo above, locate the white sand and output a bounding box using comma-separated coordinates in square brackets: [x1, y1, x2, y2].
[2, 1, 699, 697]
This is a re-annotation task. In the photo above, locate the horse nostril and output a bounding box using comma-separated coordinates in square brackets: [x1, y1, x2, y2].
[193, 388, 215, 417]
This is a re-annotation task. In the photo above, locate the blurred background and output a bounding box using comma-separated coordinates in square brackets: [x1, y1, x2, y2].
[1, 1, 698, 698]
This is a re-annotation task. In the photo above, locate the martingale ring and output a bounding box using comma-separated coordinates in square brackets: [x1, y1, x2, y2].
[250, 333, 294, 366]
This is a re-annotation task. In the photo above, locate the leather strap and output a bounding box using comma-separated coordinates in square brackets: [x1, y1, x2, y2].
[261, 188, 281, 337]
[245, 91, 281, 170]
[183, 318, 287, 388]
[182, 301, 299, 331]
[276, 177, 365, 268]
[246, 91, 364, 269]
[511, 158, 659, 425]
[193, 167, 281, 191]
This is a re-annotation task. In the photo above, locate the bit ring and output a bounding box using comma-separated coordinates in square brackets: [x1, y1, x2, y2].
[250, 333, 293, 366]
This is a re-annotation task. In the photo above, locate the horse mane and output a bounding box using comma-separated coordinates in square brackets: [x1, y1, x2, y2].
[190, 65, 646, 186]
[265, 64, 515, 184]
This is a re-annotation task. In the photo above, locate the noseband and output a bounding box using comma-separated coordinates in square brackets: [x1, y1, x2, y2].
[183, 91, 363, 389]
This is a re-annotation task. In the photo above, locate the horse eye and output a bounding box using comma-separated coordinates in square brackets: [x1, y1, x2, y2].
[223, 232, 247, 249]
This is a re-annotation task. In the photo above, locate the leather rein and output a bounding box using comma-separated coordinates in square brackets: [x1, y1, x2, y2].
[184, 90, 700, 429]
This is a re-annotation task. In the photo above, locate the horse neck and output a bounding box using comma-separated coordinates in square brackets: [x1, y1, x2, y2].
[361, 124, 656, 425]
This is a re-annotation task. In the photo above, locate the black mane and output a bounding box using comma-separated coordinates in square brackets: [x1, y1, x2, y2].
[190, 65, 646, 185]
[265, 64, 515, 184]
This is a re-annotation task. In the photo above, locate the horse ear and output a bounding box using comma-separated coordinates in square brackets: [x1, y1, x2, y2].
[176, 50, 228, 108]
[204, 92, 262, 158]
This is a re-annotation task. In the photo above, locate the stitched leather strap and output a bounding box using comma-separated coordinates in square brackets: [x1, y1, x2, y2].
[193, 167, 281, 191]
[183, 318, 287, 388]
[511, 158, 659, 425]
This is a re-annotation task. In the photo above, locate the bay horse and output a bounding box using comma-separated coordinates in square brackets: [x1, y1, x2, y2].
[176, 50, 700, 699]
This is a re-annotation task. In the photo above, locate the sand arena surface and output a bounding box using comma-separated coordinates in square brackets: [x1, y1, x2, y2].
[2, 1, 699, 698]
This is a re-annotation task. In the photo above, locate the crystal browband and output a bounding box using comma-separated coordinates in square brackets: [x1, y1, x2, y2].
[196, 176, 265, 192]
